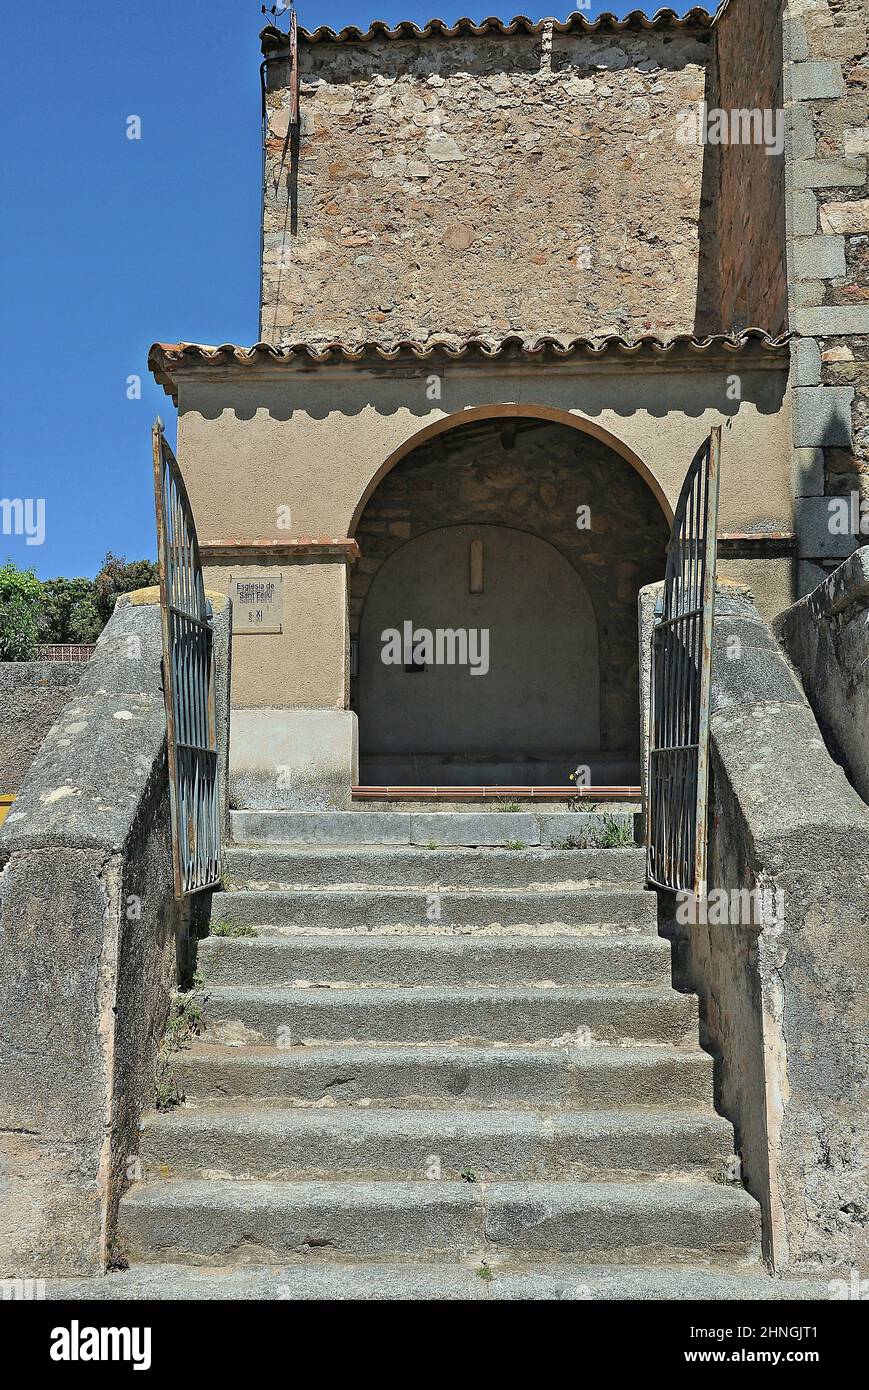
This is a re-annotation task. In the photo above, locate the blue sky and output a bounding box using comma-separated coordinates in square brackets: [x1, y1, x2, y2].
[1, 2, 701, 579]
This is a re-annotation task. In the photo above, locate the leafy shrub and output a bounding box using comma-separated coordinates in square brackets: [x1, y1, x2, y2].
[0, 562, 41, 660]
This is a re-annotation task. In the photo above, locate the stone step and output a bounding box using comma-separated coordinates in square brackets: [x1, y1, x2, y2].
[172, 1043, 715, 1109]
[139, 1105, 735, 1182]
[118, 1178, 761, 1266]
[223, 845, 646, 890]
[197, 934, 673, 989]
[197, 984, 698, 1045]
[40, 1262, 826, 1301]
[230, 809, 637, 849]
[211, 887, 657, 933]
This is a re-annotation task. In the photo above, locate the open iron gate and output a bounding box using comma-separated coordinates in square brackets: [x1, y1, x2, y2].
[646, 427, 721, 897]
[152, 419, 221, 896]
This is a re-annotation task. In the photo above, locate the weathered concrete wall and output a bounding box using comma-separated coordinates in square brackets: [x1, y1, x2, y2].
[696, 0, 788, 334]
[774, 545, 869, 804]
[783, 0, 869, 593]
[0, 663, 83, 793]
[640, 579, 869, 1272]
[0, 590, 232, 1275]
[262, 24, 711, 345]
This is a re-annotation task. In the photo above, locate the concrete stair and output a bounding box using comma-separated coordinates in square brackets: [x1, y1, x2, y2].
[114, 818, 780, 1297]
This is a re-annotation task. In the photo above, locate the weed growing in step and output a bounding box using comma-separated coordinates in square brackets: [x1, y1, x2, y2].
[426, 840, 438, 849]
[506, 839, 525, 851]
[494, 801, 522, 813]
[460, 1168, 478, 1183]
[155, 991, 203, 1109]
[476, 1263, 494, 1282]
[211, 918, 257, 937]
[600, 815, 635, 848]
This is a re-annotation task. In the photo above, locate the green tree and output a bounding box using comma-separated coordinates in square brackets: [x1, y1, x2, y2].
[93, 552, 159, 624]
[0, 561, 41, 660]
[38, 576, 102, 645]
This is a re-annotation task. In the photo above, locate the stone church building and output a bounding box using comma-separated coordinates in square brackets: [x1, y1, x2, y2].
[149, 0, 866, 811]
[2, 0, 867, 1301]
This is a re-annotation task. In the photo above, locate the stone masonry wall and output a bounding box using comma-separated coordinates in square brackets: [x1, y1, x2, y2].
[350, 419, 669, 756]
[696, 0, 788, 334]
[784, 0, 869, 595]
[262, 26, 712, 346]
[0, 662, 83, 794]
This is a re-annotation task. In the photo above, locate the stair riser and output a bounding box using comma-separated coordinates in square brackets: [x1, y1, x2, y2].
[139, 1119, 734, 1182]
[172, 1051, 715, 1109]
[222, 847, 645, 890]
[197, 937, 672, 989]
[211, 890, 657, 933]
[229, 810, 637, 850]
[198, 990, 698, 1045]
[119, 1184, 760, 1267]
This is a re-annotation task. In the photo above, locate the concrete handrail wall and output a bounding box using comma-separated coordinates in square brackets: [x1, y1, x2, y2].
[640, 581, 869, 1273]
[0, 587, 231, 1276]
[774, 547, 869, 808]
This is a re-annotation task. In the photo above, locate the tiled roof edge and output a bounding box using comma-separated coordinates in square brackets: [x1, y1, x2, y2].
[149, 329, 792, 396]
[260, 10, 718, 52]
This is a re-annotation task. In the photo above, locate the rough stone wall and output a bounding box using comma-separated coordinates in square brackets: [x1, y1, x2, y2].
[0, 663, 83, 793]
[784, 0, 869, 595]
[351, 419, 669, 756]
[774, 545, 869, 801]
[695, 0, 788, 333]
[262, 27, 711, 345]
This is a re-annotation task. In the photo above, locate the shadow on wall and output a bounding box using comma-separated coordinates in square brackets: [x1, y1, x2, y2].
[173, 350, 789, 424]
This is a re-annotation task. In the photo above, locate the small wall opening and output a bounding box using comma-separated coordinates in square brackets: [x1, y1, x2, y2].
[350, 414, 669, 786]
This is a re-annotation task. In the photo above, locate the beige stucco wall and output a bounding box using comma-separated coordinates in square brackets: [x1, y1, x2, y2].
[175, 355, 793, 712]
[202, 560, 349, 710]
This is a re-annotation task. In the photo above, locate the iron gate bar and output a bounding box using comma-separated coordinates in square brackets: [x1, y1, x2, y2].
[152, 419, 222, 897]
[646, 426, 721, 897]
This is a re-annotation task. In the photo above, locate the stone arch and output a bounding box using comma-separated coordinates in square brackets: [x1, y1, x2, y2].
[349, 403, 673, 535]
[350, 410, 670, 785]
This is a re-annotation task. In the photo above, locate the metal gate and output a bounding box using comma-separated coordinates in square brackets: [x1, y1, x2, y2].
[152, 419, 221, 896]
[646, 427, 721, 897]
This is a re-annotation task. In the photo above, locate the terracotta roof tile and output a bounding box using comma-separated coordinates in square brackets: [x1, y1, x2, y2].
[149, 328, 791, 396]
[261, 10, 718, 52]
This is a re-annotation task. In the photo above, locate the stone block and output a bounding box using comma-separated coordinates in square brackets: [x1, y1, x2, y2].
[790, 188, 818, 236]
[793, 157, 866, 188]
[792, 385, 856, 447]
[795, 495, 859, 558]
[797, 559, 829, 597]
[791, 338, 823, 386]
[790, 61, 845, 102]
[792, 445, 826, 495]
[819, 197, 869, 233]
[794, 304, 869, 336]
[792, 234, 847, 279]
